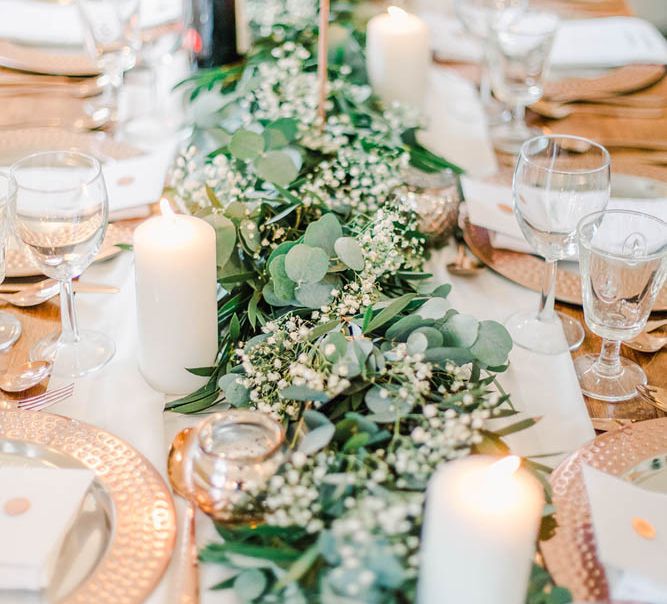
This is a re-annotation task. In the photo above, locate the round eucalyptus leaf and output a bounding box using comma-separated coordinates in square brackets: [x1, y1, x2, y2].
[240, 219, 260, 251]
[295, 279, 335, 308]
[229, 129, 265, 161]
[284, 244, 329, 284]
[413, 326, 444, 348]
[365, 385, 392, 414]
[334, 237, 365, 271]
[269, 255, 296, 300]
[470, 320, 513, 367]
[385, 315, 433, 342]
[254, 150, 299, 186]
[406, 331, 428, 354]
[218, 373, 250, 407]
[262, 282, 293, 307]
[303, 213, 342, 256]
[441, 313, 479, 348]
[233, 568, 267, 601]
[267, 240, 297, 266]
[416, 297, 451, 320]
[298, 423, 335, 455]
[202, 212, 236, 269]
[321, 332, 348, 361]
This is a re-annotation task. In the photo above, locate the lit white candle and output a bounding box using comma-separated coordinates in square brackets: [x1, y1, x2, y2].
[134, 200, 218, 394]
[366, 6, 430, 107]
[418, 455, 544, 604]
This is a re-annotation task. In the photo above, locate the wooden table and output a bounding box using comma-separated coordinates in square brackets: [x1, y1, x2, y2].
[2, 0, 666, 425]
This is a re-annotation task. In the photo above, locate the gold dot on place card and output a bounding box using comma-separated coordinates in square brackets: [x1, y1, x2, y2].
[632, 516, 656, 540]
[117, 175, 135, 187]
[4, 497, 31, 516]
[497, 203, 513, 214]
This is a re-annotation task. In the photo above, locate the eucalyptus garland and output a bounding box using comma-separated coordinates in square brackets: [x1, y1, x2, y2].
[168, 1, 571, 602]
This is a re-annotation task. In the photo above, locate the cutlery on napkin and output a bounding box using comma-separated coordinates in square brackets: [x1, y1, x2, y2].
[583, 464, 667, 603]
[0, 467, 94, 591]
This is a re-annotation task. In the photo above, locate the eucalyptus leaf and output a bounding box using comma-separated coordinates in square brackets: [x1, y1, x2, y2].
[218, 373, 250, 407]
[304, 213, 342, 256]
[203, 212, 237, 269]
[423, 347, 475, 366]
[470, 320, 513, 367]
[321, 332, 348, 362]
[240, 219, 260, 251]
[334, 237, 365, 271]
[441, 313, 479, 348]
[416, 297, 450, 320]
[269, 256, 296, 301]
[295, 275, 339, 309]
[284, 244, 329, 284]
[413, 326, 443, 348]
[255, 150, 298, 186]
[279, 385, 331, 402]
[229, 129, 265, 160]
[262, 282, 293, 307]
[298, 423, 335, 455]
[385, 315, 433, 341]
[233, 568, 267, 601]
[406, 331, 428, 354]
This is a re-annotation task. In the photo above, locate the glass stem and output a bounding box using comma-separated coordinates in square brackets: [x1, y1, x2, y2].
[60, 279, 80, 344]
[594, 339, 622, 377]
[512, 103, 526, 132]
[537, 260, 557, 322]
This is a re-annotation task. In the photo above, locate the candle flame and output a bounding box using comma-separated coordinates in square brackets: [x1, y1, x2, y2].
[387, 5, 408, 19]
[160, 198, 175, 217]
[489, 455, 521, 478]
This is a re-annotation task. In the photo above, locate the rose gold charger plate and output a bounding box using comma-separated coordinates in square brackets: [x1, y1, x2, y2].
[6, 223, 133, 278]
[462, 221, 667, 312]
[0, 409, 176, 604]
[541, 418, 667, 601]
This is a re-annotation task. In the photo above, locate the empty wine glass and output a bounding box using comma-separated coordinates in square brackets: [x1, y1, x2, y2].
[9, 151, 115, 378]
[575, 210, 667, 402]
[453, 0, 528, 124]
[0, 174, 22, 350]
[506, 135, 611, 355]
[487, 10, 559, 154]
[77, 0, 141, 124]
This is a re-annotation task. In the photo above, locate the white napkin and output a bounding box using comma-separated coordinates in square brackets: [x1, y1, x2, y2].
[420, 67, 498, 178]
[0, 467, 94, 591]
[0, 0, 183, 46]
[461, 176, 667, 253]
[551, 17, 667, 69]
[583, 464, 667, 603]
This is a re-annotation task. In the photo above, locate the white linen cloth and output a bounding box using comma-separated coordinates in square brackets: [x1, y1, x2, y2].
[0, 468, 93, 591]
[429, 15, 667, 68]
[0, 0, 182, 46]
[583, 465, 667, 603]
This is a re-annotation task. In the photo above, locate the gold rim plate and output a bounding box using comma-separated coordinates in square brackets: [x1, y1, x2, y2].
[0, 409, 175, 604]
[541, 417, 667, 601]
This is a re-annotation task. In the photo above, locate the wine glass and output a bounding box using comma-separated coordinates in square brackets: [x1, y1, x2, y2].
[0, 174, 22, 350]
[9, 151, 115, 378]
[487, 10, 559, 154]
[453, 0, 528, 124]
[576, 210, 667, 402]
[76, 0, 141, 124]
[506, 135, 611, 355]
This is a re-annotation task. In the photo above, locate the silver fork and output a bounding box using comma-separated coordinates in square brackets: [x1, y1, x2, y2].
[15, 383, 75, 412]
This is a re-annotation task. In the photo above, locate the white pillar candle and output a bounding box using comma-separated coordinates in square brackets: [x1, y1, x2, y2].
[134, 200, 218, 394]
[418, 455, 544, 604]
[366, 6, 430, 108]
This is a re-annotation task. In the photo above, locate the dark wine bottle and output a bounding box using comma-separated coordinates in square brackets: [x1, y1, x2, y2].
[190, 0, 242, 67]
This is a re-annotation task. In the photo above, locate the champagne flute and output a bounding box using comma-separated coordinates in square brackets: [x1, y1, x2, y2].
[9, 152, 115, 378]
[576, 210, 667, 402]
[0, 174, 22, 350]
[506, 135, 610, 355]
[453, 0, 528, 124]
[487, 10, 559, 154]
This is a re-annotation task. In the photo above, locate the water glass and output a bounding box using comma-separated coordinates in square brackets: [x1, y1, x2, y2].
[487, 10, 559, 153]
[0, 174, 22, 350]
[453, 0, 528, 124]
[576, 210, 667, 402]
[506, 135, 610, 355]
[9, 151, 115, 378]
[77, 0, 141, 123]
[190, 410, 285, 524]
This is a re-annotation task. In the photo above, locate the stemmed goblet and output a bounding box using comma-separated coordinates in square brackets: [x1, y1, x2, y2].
[506, 135, 611, 355]
[487, 10, 559, 154]
[453, 0, 528, 124]
[0, 174, 22, 350]
[9, 151, 115, 378]
[576, 210, 667, 402]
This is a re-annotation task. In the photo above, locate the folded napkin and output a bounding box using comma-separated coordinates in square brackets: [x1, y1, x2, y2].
[0, 467, 94, 591]
[0, 0, 182, 47]
[461, 176, 667, 254]
[428, 15, 667, 69]
[583, 464, 667, 603]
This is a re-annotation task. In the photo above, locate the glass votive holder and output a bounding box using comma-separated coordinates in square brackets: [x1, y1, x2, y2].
[395, 168, 462, 246]
[190, 409, 285, 524]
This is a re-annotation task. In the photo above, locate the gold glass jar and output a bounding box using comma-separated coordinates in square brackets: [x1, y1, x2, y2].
[190, 409, 285, 524]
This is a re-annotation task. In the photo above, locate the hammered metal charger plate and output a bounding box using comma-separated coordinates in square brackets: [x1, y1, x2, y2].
[462, 221, 667, 312]
[541, 418, 667, 602]
[6, 223, 133, 278]
[0, 40, 98, 77]
[0, 409, 175, 604]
